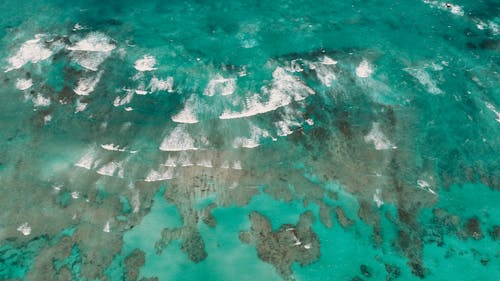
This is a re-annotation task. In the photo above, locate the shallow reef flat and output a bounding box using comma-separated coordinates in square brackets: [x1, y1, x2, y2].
[0, 0, 499, 280]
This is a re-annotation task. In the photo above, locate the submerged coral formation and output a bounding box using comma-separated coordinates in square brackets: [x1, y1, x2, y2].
[0, 0, 499, 280]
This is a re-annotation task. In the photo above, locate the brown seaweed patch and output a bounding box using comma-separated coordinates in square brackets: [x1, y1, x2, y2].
[334, 206, 354, 228]
[155, 227, 207, 263]
[57, 266, 72, 281]
[360, 264, 372, 278]
[489, 226, 500, 241]
[239, 211, 320, 280]
[397, 230, 425, 278]
[125, 249, 146, 281]
[318, 202, 333, 228]
[463, 217, 483, 240]
[385, 264, 401, 281]
[202, 203, 218, 227]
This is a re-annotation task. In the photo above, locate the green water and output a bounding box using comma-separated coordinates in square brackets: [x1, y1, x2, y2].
[0, 0, 499, 280]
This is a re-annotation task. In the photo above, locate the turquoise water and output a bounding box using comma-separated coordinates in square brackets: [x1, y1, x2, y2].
[0, 0, 499, 280]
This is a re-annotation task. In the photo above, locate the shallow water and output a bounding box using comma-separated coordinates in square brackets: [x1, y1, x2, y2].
[0, 0, 499, 280]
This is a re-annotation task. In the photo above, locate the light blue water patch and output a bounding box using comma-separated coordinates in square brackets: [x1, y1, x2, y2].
[433, 183, 500, 225]
[0, 0, 499, 280]
[123, 187, 183, 251]
[423, 236, 500, 281]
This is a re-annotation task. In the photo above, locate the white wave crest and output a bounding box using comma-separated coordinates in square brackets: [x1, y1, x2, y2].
[220, 67, 314, 119]
[356, 60, 373, 78]
[204, 74, 236, 96]
[134, 55, 157, 71]
[32, 94, 51, 107]
[5, 34, 53, 72]
[67, 32, 115, 71]
[172, 95, 198, 124]
[145, 168, 174, 182]
[74, 71, 103, 96]
[404, 67, 443, 95]
[15, 78, 33, 90]
[364, 122, 397, 150]
[159, 125, 198, 151]
[149, 77, 174, 92]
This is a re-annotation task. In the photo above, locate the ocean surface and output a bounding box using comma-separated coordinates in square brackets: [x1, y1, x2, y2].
[0, 0, 499, 280]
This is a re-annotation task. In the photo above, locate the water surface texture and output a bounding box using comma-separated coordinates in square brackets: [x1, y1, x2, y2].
[0, 0, 499, 280]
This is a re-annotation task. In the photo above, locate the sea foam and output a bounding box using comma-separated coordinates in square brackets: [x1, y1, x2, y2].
[364, 122, 397, 150]
[5, 34, 53, 72]
[134, 55, 157, 71]
[15, 78, 33, 90]
[67, 32, 116, 71]
[171, 95, 198, 124]
[159, 125, 198, 151]
[74, 71, 103, 96]
[355, 60, 373, 78]
[204, 74, 236, 96]
[220, 67, 314, 119]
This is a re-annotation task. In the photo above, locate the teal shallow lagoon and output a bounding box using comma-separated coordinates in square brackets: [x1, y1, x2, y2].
[0, 0, 499, 280]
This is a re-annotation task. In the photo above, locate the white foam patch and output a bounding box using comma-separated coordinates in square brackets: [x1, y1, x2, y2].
[113, 89, 134, 107]
[474, 19, 499, 35]
[149, 77, 174, 92]
[404, 67, 443, 95]
[67, 32, 115, 71]
[232, 161, 242, 170]
[159, 125, 198, 151]
[275, 120, 300, 136]
[145, 168, 174, 182]
[275, 106, 302, 137]
[322, 56, 338, 65]
[417, 179, 437, 195]
[373, 189, 384, 208]
[135, 89, 148, 95]
[315, 64, 337, 87]
[96, 161, 120, 177]
[131, 189, 140, 213]
[5, 34, 53, 72]
[220, 67, 314, 119]
[286, 60, 304, 73]
[163, 155, 177, 167]
[356, 75, 394, 105]
[75, 99, 88, 113]
[76, 147, 97, 170]
[178, 152, 193, 167]
[73, 23, 85, 31]
[32, 94, 51, 107]
[68, 32, 115, 52]
[355, 60, 373, 78]
[364, 122, 397, 150]
[485, 102, 500, 123]
[74, 71, 103, 96]
[204, 74, 236, 96]
[101, 143, 127, 152]
[232, 124, 271, 148]
[17, 222, 31, 236]
[134, 55, 157, 71]
[172, 95, 198, 124]
[71, 51, 110, 71]
[197, 158, 213, 168]
[15, 78, 33, 90]
[423, 1, 464, 16]
[103, 221, 111, 233]
[71, 191, 80, 199]
[44, 115, 52, 124]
